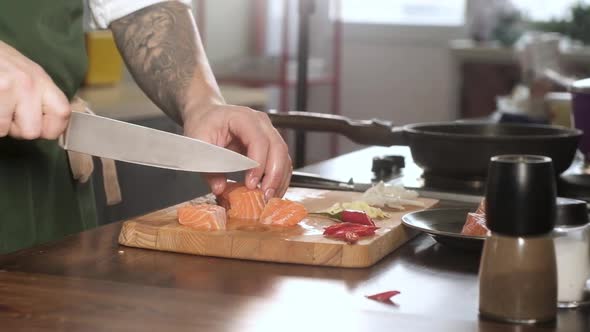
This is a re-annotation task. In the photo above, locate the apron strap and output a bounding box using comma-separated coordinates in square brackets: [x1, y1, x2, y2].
[69, 97, 122, 205]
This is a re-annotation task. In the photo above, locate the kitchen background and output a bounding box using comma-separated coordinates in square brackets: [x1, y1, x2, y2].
[81, 0, 590, 224]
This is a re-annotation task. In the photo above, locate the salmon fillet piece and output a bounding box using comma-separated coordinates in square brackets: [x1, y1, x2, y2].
[259, 198, 308, 226]
[475, 198, 486, 214]
[224, 185, 265, 220]
[460, 198, 490, 236]
[461, 212, 489, 236]
[216, 182, 243, 210]
[178, 204, 227, 231]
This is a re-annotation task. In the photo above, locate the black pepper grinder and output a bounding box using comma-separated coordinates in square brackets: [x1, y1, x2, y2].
[479, 155, 558, 324]
[371, 155, 405, 181]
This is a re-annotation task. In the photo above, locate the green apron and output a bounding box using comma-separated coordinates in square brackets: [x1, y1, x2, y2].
[0, 0, 97, 254]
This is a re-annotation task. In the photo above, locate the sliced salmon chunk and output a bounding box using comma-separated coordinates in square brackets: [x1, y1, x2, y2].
[223, 185, 265, 220]
[178, 204, 227, 231]
[259, 198, 308, 226]
[461, 198, 490, 236]
[216, 182, 243, 210]
[461, 212, 489, 236]
[475, 198, 486, 214]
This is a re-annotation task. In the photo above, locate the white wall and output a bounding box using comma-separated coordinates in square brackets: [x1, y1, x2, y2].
[298, 22, 467, 164]
[334, 23, 467, 156]
[196, 0, 252, 62]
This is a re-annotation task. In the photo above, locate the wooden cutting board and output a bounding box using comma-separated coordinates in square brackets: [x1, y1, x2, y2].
[118, 188, 439, 268]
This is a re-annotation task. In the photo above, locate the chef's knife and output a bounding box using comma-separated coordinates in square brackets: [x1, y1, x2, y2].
[59, 112, 259, 173]
[290, 171, 483, 203]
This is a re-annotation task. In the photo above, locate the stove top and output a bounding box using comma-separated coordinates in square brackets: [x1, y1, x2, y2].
[419, 173, 486, 196]
[370, 152, 590, 202]
[390, 166, 590, 203]
[296, 147, 590, 204]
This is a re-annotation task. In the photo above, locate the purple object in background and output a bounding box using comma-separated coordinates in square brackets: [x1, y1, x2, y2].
[571, 79, 590, 160]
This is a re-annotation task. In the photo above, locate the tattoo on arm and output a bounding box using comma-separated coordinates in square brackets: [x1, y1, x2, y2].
[110, 1, 196, 125]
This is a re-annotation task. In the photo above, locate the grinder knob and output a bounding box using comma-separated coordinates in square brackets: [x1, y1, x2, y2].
[372, 155, 405, 180]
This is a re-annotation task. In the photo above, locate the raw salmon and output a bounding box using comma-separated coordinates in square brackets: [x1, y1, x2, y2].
[259, 198, 308, 226]
[216, 182, 243, 210]
[461, 212, 489, 236]
[475, 198, 486, 214]
[222, 185, 265, 220]
[460, 198, 490, 236]
[178, 204, 227, 231]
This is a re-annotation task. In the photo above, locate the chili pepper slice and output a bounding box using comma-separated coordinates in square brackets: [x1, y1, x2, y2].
[323, 222, 356, 234]
[323, 223, 378, 236]
[323, 223, 379, 244]
[326, 227, 377, 238]
[344, 231, 359, 244]
[340, 210, 375, 226]
[324, 231, 360, 244]
[350, 226, 379, 236]
[366, 290, 401, 304]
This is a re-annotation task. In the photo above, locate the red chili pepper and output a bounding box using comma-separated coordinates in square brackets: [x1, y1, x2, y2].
[344, 231, 359, 244]
[323, 223, 379, 244]
[325, 231, 359, 244]
[366, 290, 401, 304]
[340, 210, 375, 226]
[323, 222, 355, 234]
[352, 226, 379, 236]
[323, 223, 378, 235]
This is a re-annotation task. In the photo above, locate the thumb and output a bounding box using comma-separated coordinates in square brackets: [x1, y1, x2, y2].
[202, 173, 228, 196]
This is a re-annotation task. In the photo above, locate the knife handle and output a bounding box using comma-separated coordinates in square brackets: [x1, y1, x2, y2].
[290, 171, 359, 192]
[266, 111, 406, 147]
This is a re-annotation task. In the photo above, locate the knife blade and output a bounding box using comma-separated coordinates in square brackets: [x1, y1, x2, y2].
[60, 112, 259, 173]
[290, 171, 483, 203]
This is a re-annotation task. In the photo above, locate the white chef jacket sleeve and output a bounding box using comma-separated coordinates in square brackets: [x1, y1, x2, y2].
[87, 0, 194, 30]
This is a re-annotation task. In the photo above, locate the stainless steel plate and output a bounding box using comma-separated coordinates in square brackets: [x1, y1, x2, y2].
[402, 208, 485, 251]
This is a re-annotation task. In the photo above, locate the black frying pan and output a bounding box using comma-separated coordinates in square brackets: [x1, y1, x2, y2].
[267, 112, 583, 178]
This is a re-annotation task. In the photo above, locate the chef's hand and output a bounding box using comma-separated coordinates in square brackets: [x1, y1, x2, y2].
[183, 104, 292, 201]
[0, 40, 70, 140]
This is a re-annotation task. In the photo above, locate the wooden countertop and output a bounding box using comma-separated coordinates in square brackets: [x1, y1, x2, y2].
[0, 146, 587, 331]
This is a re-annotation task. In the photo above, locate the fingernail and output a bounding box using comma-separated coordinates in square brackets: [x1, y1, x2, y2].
[249, 177, 259, 188]
[264, 188, 275, 201]
[212, 182, 224, 194]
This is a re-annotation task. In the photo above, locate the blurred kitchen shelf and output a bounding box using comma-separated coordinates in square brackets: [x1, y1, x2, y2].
[212, 55, 335, 87]
[200, 0, 341, 113]
[450, 39, 590, 65]
[78, 77, 270, 121]
[450, 39, 590, 119]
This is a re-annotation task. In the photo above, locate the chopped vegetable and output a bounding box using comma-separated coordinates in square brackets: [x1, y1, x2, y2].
[366, 290, 401, 304]
[361, 181, 424, 210]
[340, 210, 375, 226]
[323, 222, 379, 244]
[318, 201, 389, 219]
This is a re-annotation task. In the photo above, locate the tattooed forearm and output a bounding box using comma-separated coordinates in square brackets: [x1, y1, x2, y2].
[110, 2, 197, 125]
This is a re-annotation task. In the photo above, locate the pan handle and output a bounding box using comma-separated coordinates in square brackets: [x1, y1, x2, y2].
[266, 111, 407, 146]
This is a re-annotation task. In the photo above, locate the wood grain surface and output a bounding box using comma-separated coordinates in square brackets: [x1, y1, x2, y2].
[118, 187, 439, 267]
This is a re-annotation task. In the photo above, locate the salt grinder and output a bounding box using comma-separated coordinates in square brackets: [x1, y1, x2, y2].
[553, 198, 590, 308]
[479, 155, 557, 324]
